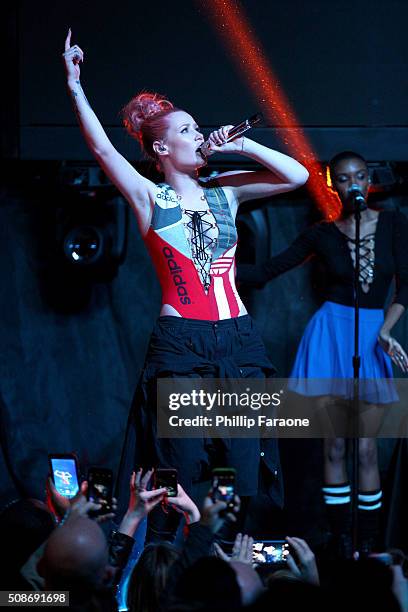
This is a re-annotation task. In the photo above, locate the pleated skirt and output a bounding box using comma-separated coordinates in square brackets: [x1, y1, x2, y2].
[289, 301, 398, 404]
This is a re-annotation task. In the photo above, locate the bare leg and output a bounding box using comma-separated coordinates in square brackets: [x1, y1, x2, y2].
[358, 437, 380, 490]
[324, 437, 347, 484]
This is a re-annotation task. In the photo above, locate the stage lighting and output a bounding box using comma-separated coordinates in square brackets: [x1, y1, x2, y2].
[57, 193, 128, 279]
[63, 226, 103, 265]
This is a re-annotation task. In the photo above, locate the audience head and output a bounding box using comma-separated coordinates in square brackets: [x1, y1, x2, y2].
[0, 498, 55, 587]
[38, 516, 114, 594]
[172, 556, 241, 611]
[127, 542, 180, 612]
[324, 558, 401, 611]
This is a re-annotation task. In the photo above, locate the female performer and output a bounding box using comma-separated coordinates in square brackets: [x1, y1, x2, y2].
[238, 151, 408, 554]
[62, 31, 309, 540]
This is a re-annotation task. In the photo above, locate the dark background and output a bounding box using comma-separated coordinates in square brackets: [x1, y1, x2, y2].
[1, 0, 407, 547]
[7, 0, 408, 161]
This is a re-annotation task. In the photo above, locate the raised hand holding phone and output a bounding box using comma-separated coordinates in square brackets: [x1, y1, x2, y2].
[118, 469, 167, 538]
[211, 467, 236, 511]
[285, 536, 319, 585]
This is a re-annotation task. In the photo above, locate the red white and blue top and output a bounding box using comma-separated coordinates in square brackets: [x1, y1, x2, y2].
[144, 181, 245, 321]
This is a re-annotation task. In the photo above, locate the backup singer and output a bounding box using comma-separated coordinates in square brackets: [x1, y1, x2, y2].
[238, 151, 408, 554]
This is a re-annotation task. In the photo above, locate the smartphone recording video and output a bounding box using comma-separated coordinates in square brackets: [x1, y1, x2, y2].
[211, 467, 236, 510]
[155, 468, 178, 497]
[49, 454, 80, 499]
[252, 540, 289, 564]
[87, 467, 113, 514]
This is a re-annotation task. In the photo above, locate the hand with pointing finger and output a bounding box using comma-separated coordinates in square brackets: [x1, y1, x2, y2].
[62, 29, 84, 82]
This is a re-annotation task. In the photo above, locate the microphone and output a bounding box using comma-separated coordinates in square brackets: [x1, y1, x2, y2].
[347, 184, 367, 209]
[199, 113, 263, 158]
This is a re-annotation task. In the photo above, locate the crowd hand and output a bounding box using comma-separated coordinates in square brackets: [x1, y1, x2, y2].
[391, 564, 408, 612]
[285, 536, 320, 586]
[128, 469, 167, 519]
[378, 331, 408, 373]
[200, 493, 240, 534]
[46, 476, 87, 522]
[118, 469, 166, 537]
[62, 29, 84, 81]
[205, 125, 244, 155]
[66, 482, 116, 524]
[214, 533, 254, 565]
[165, 483, 201, 524]
[62, 492, 103, 525]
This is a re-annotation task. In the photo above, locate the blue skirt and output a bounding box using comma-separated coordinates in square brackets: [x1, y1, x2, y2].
[289, 301, 398, 404]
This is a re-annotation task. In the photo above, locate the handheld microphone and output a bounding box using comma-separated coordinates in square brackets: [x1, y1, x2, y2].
[199, 113, 263, 158]
[348, 184, 367, 210]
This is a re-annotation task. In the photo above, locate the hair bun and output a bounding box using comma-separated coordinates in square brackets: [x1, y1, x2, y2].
[122, 92, 174, 142]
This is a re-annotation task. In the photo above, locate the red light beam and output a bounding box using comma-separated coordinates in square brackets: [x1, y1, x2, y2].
[198, 0, 341, 219]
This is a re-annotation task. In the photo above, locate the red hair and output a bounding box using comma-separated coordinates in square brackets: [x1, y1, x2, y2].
[121, 92, 180, 160]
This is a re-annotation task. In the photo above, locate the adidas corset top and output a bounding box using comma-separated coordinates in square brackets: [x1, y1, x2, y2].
[144, 182, 245, 320]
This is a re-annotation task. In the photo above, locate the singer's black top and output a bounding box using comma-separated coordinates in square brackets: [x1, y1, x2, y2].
[237, 210, 408, 309]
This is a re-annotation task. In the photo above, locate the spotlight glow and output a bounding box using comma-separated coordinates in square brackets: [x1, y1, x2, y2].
[199, 0, 341, 219]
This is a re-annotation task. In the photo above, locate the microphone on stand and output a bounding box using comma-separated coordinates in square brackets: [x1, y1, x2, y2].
[199, 113, 263, 158]
[348, 184, 367, 210]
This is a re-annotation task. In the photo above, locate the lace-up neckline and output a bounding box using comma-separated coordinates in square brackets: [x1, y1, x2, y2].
[334, 215, 379, 293]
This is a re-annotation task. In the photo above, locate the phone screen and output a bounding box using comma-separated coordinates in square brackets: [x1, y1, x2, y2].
[212, 469, 235, 509]
[252, 541, 289, 564]
[50, 456, 80, 498]
[155, 469, 178, 497]
[87, 468, 113, 512]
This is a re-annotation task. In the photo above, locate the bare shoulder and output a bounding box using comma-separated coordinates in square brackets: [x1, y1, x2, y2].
[127, 181, 160, 237]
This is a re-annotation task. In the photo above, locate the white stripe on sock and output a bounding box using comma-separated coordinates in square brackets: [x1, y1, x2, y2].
[325, 496, 351, 505]
[322, 485, 351, 495]
[358, 502, 382, 511]
[358, 491, 382, 503]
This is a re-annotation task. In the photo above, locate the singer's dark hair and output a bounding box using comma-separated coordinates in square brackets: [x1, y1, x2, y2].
[121, 91, 181, 161]
[328, 151, 367, 182]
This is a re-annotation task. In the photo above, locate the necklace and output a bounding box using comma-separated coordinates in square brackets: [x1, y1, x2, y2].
[175, 192, 206, 202]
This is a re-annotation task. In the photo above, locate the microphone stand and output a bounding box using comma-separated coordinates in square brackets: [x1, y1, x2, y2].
[351, 194, 366, 555]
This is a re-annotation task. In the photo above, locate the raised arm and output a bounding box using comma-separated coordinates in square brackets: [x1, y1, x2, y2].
[237, 224, 318, 286]
[62, 30, 156, 235]
[203, 126, 309, 208]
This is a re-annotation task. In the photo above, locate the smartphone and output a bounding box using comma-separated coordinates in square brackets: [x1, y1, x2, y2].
[211, 467, 236, 510]
[252, 540, 289, 564]
[154, 468, 178, 497]
[87, 467, 113, 513]
[49, 453, 80, 499]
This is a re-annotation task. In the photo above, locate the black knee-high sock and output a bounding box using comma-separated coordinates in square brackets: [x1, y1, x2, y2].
[322, 482, 351, 536]
[358, 488, 382, 551]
